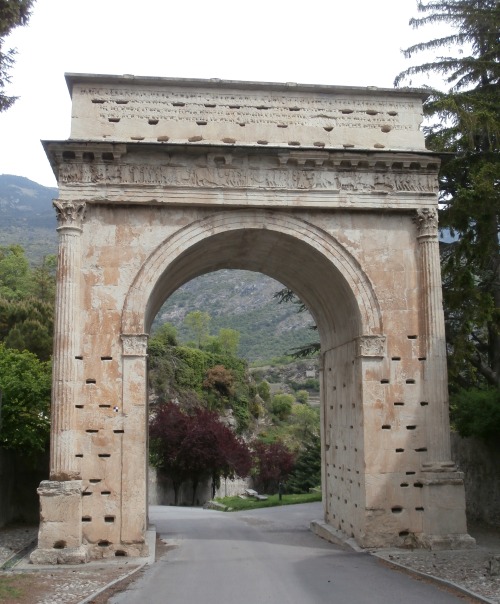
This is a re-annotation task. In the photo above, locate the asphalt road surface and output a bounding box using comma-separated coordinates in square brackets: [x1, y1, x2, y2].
[110, 503, 466, 604]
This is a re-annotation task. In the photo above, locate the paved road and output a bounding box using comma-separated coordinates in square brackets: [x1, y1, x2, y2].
[111, 503, 465, 604]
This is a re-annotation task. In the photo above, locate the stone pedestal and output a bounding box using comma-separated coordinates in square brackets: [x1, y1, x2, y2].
[30, 480, 89, 564]
[418, 466, 476, 550]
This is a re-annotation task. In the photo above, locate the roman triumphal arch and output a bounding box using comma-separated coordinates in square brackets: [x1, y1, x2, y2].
[31, 74, 475, 564]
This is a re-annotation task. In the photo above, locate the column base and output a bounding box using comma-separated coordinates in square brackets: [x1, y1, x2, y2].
[420, 463, 476, 549]
[31, 479, 84, 564]
[30, 545, 89, 565]
[415, 533, 476, 551]
[87, 541, 149, 560]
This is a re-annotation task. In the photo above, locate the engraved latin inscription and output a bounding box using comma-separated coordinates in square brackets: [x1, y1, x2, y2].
[78, 86, 419, 132]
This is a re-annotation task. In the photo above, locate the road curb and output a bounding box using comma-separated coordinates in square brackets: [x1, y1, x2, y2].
[373, 553, 497, 604]
[77, 562, 147, 604]
[310, 520, 495, 603]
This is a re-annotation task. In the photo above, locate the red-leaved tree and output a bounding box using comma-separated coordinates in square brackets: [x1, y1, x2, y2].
[149, 402, 251, 505]
[251, 441, 295, 493]
[149, 402, 189, 505]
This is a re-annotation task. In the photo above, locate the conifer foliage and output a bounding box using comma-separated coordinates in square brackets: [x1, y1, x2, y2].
[0, 0, 34, 111]
[286, 434, 321, 494]
[396, 1, 500, 389]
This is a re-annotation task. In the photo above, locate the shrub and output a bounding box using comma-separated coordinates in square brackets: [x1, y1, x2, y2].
[257, 380, 271, 402]
[450, 388, 500, 442]
[270, 393, 294, 420]
[295, 389, 309, 404]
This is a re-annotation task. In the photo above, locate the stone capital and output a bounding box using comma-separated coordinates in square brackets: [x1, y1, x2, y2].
[53, 199, 86, 231]
[121, 333, 149, 357]
[357, 335, 386, 358]
[414, 208, 438, 239]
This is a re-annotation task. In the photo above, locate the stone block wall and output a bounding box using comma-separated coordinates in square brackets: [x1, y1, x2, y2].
[451, 432, 500, 528]
[148, 467, 250, 506]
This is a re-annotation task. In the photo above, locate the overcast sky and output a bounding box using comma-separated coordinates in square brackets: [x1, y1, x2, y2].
[0, 0, 444, 188]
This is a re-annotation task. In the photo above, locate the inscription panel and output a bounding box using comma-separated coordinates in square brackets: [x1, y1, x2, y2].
[69, 76, 426, 151]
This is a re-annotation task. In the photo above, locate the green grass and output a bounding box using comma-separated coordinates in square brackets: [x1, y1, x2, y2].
[215, 491, 321, 511]
[0, 576, 23, 600]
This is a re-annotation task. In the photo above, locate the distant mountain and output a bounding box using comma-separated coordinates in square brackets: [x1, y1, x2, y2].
[155, 269, 315, 362]
[0, 175, 315, 361]
[0, 174, 58, 261]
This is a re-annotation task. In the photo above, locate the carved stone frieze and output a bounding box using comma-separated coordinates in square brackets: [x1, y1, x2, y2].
[53, 200, 86, 229]
[57, 157, 439, 194]
[414, 208, 439, 238]
[357, 335, 386, 358]
[121, 334, 148, 357]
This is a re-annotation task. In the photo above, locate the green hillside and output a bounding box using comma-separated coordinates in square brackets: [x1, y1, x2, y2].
[0, 174, 57, 261]
[155, 269, 315, 361]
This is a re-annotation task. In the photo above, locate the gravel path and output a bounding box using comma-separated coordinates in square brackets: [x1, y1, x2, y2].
[375, 548, 500, 603]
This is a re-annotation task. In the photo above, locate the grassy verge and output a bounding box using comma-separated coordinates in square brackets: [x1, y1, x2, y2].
[0, 574, 31, 601]
[215, 491, 321, 511]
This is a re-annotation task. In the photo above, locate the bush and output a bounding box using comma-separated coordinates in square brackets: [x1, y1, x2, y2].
[257, 380, 271, 402]
[295, 389, 309, 404]
[270, 393, 294, 420]
[0, 344, 51, 454]
[451, 388, 500, 442]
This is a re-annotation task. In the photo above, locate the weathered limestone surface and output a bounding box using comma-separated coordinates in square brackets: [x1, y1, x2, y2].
[65, 74, 427, 151]
[32, 75, 472, 563]
[30, 480, 88, 564]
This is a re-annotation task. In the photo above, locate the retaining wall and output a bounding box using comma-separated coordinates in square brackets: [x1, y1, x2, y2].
[451, 432, 500, 527]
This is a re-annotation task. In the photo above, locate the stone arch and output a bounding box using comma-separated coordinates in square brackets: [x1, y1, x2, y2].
[122, 209, 383, 351]
[31, 75, 473, 565]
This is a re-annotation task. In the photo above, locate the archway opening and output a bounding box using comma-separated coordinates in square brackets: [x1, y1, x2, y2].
[148, 267, 320, 507]
[143, 227, 364, 351]
[139, 221, 370, 527]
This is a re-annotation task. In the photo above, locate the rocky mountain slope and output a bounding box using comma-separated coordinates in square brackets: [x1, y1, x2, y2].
[156, 269, 315, 361]
[0, 174, 57, 261]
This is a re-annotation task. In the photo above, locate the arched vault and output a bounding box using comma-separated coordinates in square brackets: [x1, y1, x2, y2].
[122, 210, 383, 351]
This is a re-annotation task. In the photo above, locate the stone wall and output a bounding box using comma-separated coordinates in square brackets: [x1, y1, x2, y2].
[0, 449, 48, 528]
[148, 466, 250, 506]
[451, 432, 500, 528]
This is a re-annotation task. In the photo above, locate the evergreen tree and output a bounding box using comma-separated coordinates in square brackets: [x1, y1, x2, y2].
[274, 288, 320, 358]
[0, 0, 34, 111]
[396, 0, 500, 388]
[286, 434, 321, 494]
[0, 247, 55, 360]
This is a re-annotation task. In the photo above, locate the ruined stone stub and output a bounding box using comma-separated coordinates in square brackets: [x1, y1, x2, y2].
[31, 74, 474, 564]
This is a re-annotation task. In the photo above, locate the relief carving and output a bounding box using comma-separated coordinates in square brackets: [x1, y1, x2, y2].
[357, 335, 386, 358]
[58, 157, 438, 195]
[53, 200, 86, 229]
[121, 334, 148, 357]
